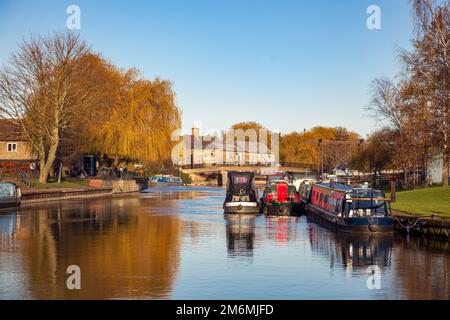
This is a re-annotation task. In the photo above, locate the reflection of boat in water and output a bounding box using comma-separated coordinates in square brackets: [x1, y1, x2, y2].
[0, 183, 21, 213]
[150, 175, 183, 187]
[225, 214, 256, 257]
[308, 222, 393, 270]
[0, 211, 19, 241]
[265, 216, 300, 244]
[304, 182, 393, 234]
[223, 172, 259, 214]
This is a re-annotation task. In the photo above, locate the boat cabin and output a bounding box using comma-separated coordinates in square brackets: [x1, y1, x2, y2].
[225, 172, 257, 203]
[224, 172, 259, 214]
[0, 182, 21, 212]
[310, 183, 390, 218]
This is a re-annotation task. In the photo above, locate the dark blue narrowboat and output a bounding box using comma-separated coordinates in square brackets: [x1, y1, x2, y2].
[305, 182, 393, 234]
[223, 172, 260, 214]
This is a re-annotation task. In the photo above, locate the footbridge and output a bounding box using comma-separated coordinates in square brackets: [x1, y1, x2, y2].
[180, 164, 316, 186]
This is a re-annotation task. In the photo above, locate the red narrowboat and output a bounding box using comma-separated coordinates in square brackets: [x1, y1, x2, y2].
[260, 175, 300, 216]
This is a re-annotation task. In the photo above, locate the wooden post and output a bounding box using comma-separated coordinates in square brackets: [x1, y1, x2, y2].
[390, 181, 396, 203]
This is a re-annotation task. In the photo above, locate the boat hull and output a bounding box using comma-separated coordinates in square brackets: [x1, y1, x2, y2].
[0, 198, 21, 214]
[307, 204, 393, 234]
[224, 201, 260, 214]
[263, 203, 294, 216]
[150, 182, 183, 187]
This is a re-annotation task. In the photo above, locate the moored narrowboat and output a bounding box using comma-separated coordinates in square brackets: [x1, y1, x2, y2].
[0, 182, 21, 213]
[260, 180, 300, 216]
[298, 179, 314, 213]
[150, 175, 183, 186]
[306, 182, 393, 234]
[223, 171, 259, 214]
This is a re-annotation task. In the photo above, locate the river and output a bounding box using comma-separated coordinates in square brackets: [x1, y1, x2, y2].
[0, 187, 448, 299]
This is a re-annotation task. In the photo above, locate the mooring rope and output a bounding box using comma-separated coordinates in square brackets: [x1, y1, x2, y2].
[393, 216, 424, 230]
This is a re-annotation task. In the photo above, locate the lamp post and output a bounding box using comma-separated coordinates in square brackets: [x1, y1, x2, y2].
[317, 138, 322, 180]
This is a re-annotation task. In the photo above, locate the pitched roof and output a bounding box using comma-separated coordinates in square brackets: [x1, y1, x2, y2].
[182, 134, 272, 154]
[0, 119, 26, 141]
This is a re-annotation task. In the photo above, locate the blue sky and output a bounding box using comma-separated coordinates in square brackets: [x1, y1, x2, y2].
[0, 0, 414, 136]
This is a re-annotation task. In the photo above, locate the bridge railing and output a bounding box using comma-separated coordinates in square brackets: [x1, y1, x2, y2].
[179, 162, 317, 170]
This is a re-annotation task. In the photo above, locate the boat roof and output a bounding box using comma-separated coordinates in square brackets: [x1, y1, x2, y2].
[227, 171, 254, 178]
[315, 182, 353, 192]
[0, 182, 17, 186]
[315, 182, 383, 194]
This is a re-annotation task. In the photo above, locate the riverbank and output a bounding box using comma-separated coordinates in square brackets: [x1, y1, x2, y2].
[21, 187, 113, 204]
[18, 178, 143, 204]
[389, 186, 450, 217]
[388, 186, 450, 240]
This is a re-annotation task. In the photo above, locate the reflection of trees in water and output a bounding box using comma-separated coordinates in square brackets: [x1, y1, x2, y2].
[225, 214, 256, 257]
[308, 223, 393, 271]
[15, 196, 182, 299]
[391, 237, 450, 300]
[265, 216, 300, 245]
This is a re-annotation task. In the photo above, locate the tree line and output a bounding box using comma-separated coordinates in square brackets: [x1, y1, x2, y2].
[0, 32, 181, 183]
[356, 0, 449, 186]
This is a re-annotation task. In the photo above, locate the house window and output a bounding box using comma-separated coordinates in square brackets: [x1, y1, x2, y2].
[7, 143, 17, 152]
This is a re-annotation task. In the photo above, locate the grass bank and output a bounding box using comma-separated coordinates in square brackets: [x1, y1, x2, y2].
[387, 186, 450, 217]
[25, 178, 90, 190]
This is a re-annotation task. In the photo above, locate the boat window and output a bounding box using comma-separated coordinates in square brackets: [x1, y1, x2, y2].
[234, 176, 249, 184]
[0, 185, 15, 197]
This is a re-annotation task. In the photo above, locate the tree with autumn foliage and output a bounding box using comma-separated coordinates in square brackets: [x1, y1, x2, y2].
[280, 126, 361, 171]
[0, 32, 97, 183]
[367, 0, 449, 186]
[0, 32, 181, 182]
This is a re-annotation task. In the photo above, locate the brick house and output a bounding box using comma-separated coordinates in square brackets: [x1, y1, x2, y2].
[0, 119, 36, 173]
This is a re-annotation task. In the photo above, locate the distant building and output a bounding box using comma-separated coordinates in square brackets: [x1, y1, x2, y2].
[427, 154, 450, 185]
[175, 127, 276, 167]
[0, 119, 36, 173]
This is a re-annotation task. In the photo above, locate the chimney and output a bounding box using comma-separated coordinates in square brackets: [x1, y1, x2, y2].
[191, 127, 199, 137]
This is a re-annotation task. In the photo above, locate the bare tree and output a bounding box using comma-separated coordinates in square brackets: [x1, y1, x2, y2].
[403, 0, 449, 186]
[367, 0, 449, 186]
[0, 32, 93, 183]
[367, 78, 405, 131]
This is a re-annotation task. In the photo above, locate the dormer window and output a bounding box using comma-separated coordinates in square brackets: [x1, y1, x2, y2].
[7, 142, 17, 152]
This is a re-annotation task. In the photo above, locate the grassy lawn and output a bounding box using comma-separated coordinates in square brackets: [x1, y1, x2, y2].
[26, 178, 90, 190]
[387, 186, 450, 217]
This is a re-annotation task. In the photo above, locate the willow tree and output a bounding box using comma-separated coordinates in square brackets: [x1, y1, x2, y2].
[86, 74, 181, 166]
[0, 32, 94, 183]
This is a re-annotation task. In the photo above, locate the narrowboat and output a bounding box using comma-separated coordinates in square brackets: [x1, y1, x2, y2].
[150, 175, 183, 186]
[305, 182, 393, 234]
[223, 171, 259, 214]
[0, 182, 21, 213]
[260, 180, 300, 216]
[298, 179, 314, 213]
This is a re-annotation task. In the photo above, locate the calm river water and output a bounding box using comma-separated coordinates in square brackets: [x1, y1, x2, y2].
[0, 187, 449, 299]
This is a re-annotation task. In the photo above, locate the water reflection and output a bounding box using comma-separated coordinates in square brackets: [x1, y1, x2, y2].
[225, 214, 256, 257]
[391, 237, 449, 299]
[3, 197, 182, 299]
[308, 223, 393, 271]
[266, 216, 300, 245]
[0, 211, 19, 250]
[0, 188, 449, 299]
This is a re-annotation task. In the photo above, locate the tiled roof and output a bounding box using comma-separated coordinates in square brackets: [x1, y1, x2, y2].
[0, 119, 25, 141]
